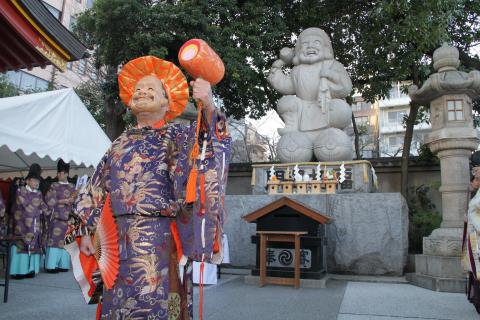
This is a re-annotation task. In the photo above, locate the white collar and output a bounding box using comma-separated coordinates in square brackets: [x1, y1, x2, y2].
[58, 181, 69, 185]
[26, 185, 38, 193]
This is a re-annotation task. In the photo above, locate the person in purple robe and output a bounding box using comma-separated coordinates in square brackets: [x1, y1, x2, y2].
[0, 191, 6, 237]
[10, 169, 48, 279]
[65, 56, 231, 319]
[44, 159, 75, 272]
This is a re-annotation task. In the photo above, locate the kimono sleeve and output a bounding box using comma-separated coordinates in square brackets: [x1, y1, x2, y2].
[174, 110, 231, 264]
[65, 150, 111, 244]
[469, 189, 480, 232]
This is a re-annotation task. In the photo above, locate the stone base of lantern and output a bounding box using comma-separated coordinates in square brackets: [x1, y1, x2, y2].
[407, 227, 466, 293]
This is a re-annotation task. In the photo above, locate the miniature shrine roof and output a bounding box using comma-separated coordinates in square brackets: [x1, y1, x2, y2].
[0, 0, 89, 72]
[242, 196, 331, 224]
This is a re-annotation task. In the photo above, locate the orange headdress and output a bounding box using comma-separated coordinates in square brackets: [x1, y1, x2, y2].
[118, 56, 189, 121]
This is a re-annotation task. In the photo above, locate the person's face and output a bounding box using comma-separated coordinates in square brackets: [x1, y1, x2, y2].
[472, 173, 480, 190]
[26, 178, 39, 190]
[298, 34, 325, 64]
[129, 76, 169, 117]
[57, 171, 68, 182]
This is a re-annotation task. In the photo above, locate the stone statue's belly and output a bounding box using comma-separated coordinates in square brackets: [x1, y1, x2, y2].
[294, 64, 322, 101]
[299, 100, 328, 131]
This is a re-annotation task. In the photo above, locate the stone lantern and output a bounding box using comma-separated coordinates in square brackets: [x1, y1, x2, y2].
[408, 44, 480, 292]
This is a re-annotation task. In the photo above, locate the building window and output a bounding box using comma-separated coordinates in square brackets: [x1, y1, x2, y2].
[87, 0, 94, 8]
[387, 110, 407, 125]
[388, 136, 403, 147]
[352, 101, 371, 112]
[361, 150, 373, 158]
[77, 60, 87, 75]
[447, 100, 464, 121]
[69, 16, 77, 31]
[388, 83, 408, 99]
[355, 116, 369, 126]
[42, 2, 61, 20]
[352, 102, 361, 112]
[6, 71, 48, 92]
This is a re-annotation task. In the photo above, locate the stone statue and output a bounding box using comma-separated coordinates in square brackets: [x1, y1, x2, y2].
[268, 27, 353, 162]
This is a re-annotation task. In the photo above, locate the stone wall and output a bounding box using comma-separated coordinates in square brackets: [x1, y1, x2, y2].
[224, 193, 408, 275]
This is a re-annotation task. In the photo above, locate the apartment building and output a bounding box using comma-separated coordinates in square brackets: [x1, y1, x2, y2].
[6, 0, 93, 91]
[351, 95, 379, 158]
[229, 118, 269, 163]
[378, 82, 431, 157]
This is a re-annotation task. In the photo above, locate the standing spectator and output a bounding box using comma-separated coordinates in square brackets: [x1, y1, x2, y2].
[0, 191, 5, 237]
[44, 160, 75, 272]
[10, 169, 48, 279]
[7, 177, 23, 235]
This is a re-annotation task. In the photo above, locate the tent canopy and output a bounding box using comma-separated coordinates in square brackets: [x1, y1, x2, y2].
[0, 88, 110, 177]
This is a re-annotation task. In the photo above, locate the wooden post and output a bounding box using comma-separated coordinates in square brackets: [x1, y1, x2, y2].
[294, 234, 301, 289]
[259, 234, 266, 287]
[256, 231, 307, 289]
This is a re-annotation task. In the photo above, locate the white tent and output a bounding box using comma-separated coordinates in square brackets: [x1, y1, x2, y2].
[0, 88, 110, 178]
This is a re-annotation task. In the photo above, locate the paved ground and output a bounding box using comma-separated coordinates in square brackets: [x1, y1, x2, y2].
[0, 271, 478, 320]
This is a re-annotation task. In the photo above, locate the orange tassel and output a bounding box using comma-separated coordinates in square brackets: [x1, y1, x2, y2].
[185, 168, 198, 203]
[170, 221, 183, 262]
[213, 225, 220, 253]
[96, 302, 102, 320]
[185, 101, 204, 204]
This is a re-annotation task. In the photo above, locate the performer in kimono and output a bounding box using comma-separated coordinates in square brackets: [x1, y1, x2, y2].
[10, 169, 48, 279]
[66, 56, 231, 319]
[44, 160, 75, 272]
[464, 160, 480, 313]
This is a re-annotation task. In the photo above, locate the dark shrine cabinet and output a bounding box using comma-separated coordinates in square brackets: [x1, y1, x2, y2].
[243, 197, 331, 280]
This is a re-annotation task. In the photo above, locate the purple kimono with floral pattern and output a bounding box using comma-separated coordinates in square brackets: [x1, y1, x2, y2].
[45, 182, 75, 248]
[13, 186, 48, 253]
[67, 113, 230, 320]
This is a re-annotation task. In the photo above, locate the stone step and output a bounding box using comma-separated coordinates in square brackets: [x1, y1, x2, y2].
[414, 254, 465, 278]
[406, 272, 466, 293]
[328, 274, 408, 284]
[244, 274, 329, 288]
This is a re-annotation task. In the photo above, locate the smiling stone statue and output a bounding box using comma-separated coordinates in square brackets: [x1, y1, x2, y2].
[268, 27, 353, 162]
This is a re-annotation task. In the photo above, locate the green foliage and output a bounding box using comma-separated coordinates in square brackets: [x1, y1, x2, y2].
[409, 208, 442, 254]
[407, 184, 441, 253]
[0, 74, 18, 98]
[417, 144, 439, 164]
[75, 80, 106, 130]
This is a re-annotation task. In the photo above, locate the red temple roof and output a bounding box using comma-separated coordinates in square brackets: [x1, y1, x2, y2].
[0, 0, 88, 72]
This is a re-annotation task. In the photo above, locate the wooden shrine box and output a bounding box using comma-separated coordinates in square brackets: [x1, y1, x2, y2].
[296, 182, 308, 194]
[281, 181, 293, 194]
[243, 197, 331, 282]
[310, 181, 321, 194]
[267, 181, 280, 194]
[325, 181, 337, 194]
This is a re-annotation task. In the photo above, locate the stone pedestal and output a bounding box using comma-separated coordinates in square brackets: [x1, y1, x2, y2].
[407, 228, 465, 292]
[226, 193, 408, 275]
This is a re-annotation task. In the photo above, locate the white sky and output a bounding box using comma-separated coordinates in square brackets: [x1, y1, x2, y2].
[247, 109, 284, 139]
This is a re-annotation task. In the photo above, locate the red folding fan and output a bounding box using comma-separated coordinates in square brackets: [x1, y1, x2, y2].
[93, 193, 120, 290]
